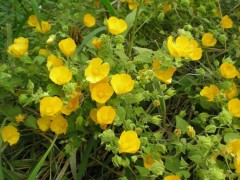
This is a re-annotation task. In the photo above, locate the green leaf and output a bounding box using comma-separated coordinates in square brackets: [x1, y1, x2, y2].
[28, 135, 58, 180]
[23, 116, 37, 129]
[150, 161, 165, 176]
[99, 0, 116, 16]
[133, 51, 153, 63]
[135, 166, 150, 177]
[0, 104, 21, 118]
[224, 133, 240, 143]
[175, 116, 189, 134]
[165, 157, 181, 173]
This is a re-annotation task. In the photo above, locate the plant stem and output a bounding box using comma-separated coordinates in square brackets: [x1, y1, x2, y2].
[127, 5, 140, 58]
[159, 88, 167, 129]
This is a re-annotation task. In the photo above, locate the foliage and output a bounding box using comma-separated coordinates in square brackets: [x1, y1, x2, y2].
[0, 0, 240, 179]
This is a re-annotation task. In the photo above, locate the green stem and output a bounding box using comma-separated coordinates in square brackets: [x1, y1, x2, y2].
[159, 88, 167, 129]
[127, 5, 140, 58]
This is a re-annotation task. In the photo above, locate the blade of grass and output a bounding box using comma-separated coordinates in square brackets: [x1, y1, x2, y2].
[27, 135, 58, 180]
[75, 26, 107, 55]
[30, 0, 42, 27]
[69, 152, 77, 180]
[77, 137, 95, 180]
[100, 0, 117, 16]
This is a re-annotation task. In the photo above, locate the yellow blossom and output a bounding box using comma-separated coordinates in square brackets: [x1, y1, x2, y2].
[91, 82, 114, 104]
[162, 3, 172, 13]
[46, 54, 63, 71]
[8, 37, 29, 58]
[228, 98, 240, 117]
[226, 139, 240, 155]
[50, 115, 68, 135]
[187, 125, 195, 138]
[83, 14, 96, 27]
[110, 74, 134, 94]
[220, 62, 239, 79]
[58, 37, 77, 57]
[200, 84, 221, 101]
[234, 155, 240, 174]
[152, 59, 176, 84]
[97, 106, 116, 125]
[85, 58, 110, 83]
[89, 108, 99, 124]
[49, 66, 72, 85]
[37, 117, 51, 132]
[143, 154, 155, 170]
[202, 33, 217, 47]
[61, 92, 82, 115]
[92, 38, 102, 49]
[39, 49, 49, 55]
[107, 17, 128, 35]
[128, 2, 138, 10]
[40, 96, 63, 117]
[15, 114, 25, 123]
[225, 83, 238, 100]
[89, 77, 110, 91]
[1, 125, 20, 146]
[164, 175, 181, 180]
[36, 21, 51, 33]
[167, 36, 202, 61]
[220, 15, 233, 29]
[27, 15, 38, 27]
[118, 130, 141, 153]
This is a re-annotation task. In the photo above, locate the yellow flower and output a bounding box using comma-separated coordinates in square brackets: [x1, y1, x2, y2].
[36, 21, 51, 33]
[167, 36, 202, 61]
[107, 17, 128, 35]
[61, 92, 82, 115]
[225, 82, 238, 100]
[226, 139, 240, 155]
[37, 117, 51, 132]
[118, 130, 141, 154]
[8, 37, 29, 58]
[97, 106, 116, 125]
[202, 33, 217, 47]
[91, 82, 114, 104]
[58, 37, 77, 57]
[200, 84, 221, 101]
[46, 54, 63, 71]
[39, 49, 49, 55]
[49, 66, 72, 85]
[40, 96, 63, 117]
[1, 125, 20, 146]
[220, 62, 239, 79]
[220, 15, 233, 29]
[143, 154, 155, 170]
[92, 38, 102, 49]
[28, 15, 38, 27]
[187, 125, 195, 138]
[89, 77, 110, 91]
[85, 58, 110, 83]
[89, 108, 99, 124]
[234, 155, 240, 174]
[128, 2, 138, 10]
[110, 74, 134, 94]
[83, 14, 96, 27]
[15, 114, 25, 123]
[162, 3, 172, 13]
[50, 115, 68, 135]
[152, 59, 176, 84]
[228, 98, 240, 117]
[164, 175, 181, 180]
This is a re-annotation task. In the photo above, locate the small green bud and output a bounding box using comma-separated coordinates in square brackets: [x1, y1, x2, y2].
[198, 136, 212, 150]
[198, 5, 206, 14]
[113, 35, 124, 44]
[184, 25, 193, 31]
[19, 94, 28, 105]
[205, 124, 217, 133]
[218, 34, 228, 44]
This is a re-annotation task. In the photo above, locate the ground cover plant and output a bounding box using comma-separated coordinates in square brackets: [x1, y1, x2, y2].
[0, 0, 240, 179]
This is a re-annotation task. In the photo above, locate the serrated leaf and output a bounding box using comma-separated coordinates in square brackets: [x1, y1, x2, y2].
[24, 115, 37, 129]
[0, 104, 21, 118]
[175, 116, 189, 134]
